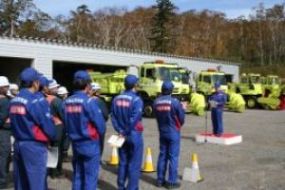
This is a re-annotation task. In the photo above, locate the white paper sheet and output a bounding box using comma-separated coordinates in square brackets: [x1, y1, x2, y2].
[108, 135, 125, 148]
[209, 100, 217, 108]
[47, 146, 58, 168]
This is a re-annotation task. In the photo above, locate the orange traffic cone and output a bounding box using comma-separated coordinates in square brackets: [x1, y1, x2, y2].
[141, 147, 155, 172]
[108, 146, 119, 166]
[183, 153, 203, 183]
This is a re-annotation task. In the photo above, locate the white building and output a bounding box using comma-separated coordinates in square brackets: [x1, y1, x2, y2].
[0, 35, 240, 88]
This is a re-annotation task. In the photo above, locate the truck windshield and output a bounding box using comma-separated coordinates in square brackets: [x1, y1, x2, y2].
[158, 67, 182, 82]
[250, 76, 260, 83]
[180, 71, 189, 84]
[268, 77, 279, 85]
[212, 74, 227, 85]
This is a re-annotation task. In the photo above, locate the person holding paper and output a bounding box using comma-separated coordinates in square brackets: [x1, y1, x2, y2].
[10, 68, 56, 190]
[63, 71, 105, 190]
[209, 82, 227, 136]
[153, 81, 185, 189]
[111, 74, 144, 190]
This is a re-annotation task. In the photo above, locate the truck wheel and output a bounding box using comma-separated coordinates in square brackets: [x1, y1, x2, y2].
[246, 97, 256, 109]
[144, 103, 154, 117]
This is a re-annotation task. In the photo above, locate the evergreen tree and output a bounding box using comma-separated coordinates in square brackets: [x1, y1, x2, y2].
[150, 0, 176, 53]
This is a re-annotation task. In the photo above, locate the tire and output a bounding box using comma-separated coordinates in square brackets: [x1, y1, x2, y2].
[246, 97, 256, 109]
[143, 102, 154, 117]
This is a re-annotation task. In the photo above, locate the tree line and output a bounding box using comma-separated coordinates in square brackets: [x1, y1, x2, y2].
[0, 0, 285, 75]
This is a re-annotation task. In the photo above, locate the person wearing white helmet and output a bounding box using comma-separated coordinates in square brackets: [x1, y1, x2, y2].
[48, 79, 60, 95]
[46, 79, 65, 178]
[90, 83, 108, 121]
[90, 82, 109, 160]
[56, 86, 70, 161]
[0, 76, 12, 189]
[57, 86, 69, 100]
[7, 84, 19, 98]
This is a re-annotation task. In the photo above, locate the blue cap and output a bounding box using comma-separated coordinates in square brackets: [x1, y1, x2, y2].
[74, 70, 91, 82]
[20, 68, 40, 83]
[214, 82, 221, 89]
[124, 75, 139, 89]
[39, 76, 49, 87]
[161, 81, 174, 94]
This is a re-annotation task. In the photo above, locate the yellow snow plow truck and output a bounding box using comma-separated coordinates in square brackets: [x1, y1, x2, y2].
[258, 75, 284, 110]
[89, 60, 190, 117]
[195, 69, 245, 113]
[196, 69, 228, 97]
[235, 73, 263, 108]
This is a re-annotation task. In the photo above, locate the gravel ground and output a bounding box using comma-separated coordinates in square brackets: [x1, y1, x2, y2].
[5, 110, 285, 190]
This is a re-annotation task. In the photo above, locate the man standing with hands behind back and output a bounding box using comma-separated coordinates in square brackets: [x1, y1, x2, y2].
[63, 70, 105, 190]
[154, 81, 185, 189]
[111, 74, 144, 190]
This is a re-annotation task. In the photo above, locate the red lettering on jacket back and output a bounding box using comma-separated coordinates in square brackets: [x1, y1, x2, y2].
[156, 104, 171, 112]
[116, 100, 130, 107]
[66, 105, 82, 113]
[10, 106, 26, 115]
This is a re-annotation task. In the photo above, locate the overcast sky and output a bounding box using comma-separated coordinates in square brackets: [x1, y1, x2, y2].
[34, 0, 284, 18]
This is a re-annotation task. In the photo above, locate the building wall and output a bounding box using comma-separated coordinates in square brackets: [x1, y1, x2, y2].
[0, 36, 240, 81]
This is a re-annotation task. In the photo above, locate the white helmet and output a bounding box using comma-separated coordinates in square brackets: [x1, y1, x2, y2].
[0, 76, 9, 87]
[48, 79, 60, 89]
[57, 86, 68, 95]
[91, 82, 101, 91]
[9, 83, 19, 91]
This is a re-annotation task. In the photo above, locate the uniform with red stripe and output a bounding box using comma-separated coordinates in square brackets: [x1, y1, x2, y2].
[111, 75, 144, 190]
[10, 68, 56, 190]
[63, 70, 105, 190]
[64, 91, 105, 142]
[10, 81, 56, 143]
[153, 81, 185, 188]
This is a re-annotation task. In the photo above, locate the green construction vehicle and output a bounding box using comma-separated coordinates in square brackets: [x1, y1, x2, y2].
[262, 75, 281, 95]
[195, 69, 246, 113]
[196, 69, 228, 97]
[235, 73, 263, 108]
[89, 60, 190, 117]
[138, 61, 190, 116]
[257, 75, 282, 110]
[89, 69, 127, 104]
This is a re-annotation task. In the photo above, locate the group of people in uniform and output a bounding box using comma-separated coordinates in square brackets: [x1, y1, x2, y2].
[0, 67, 227, 190]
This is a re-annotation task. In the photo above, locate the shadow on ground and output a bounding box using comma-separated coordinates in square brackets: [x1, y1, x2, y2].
[101, 162, 157, 187]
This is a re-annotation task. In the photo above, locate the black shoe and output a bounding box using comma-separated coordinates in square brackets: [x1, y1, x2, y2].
[156, 181, 165, 187]
[165, 182, 181, 189]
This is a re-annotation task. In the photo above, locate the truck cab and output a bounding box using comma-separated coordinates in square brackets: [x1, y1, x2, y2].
[262, 75, 281, 96]
[138, 61, 190, 98]
[138, 60, 190, 116]
[196, 69, 228, 96]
